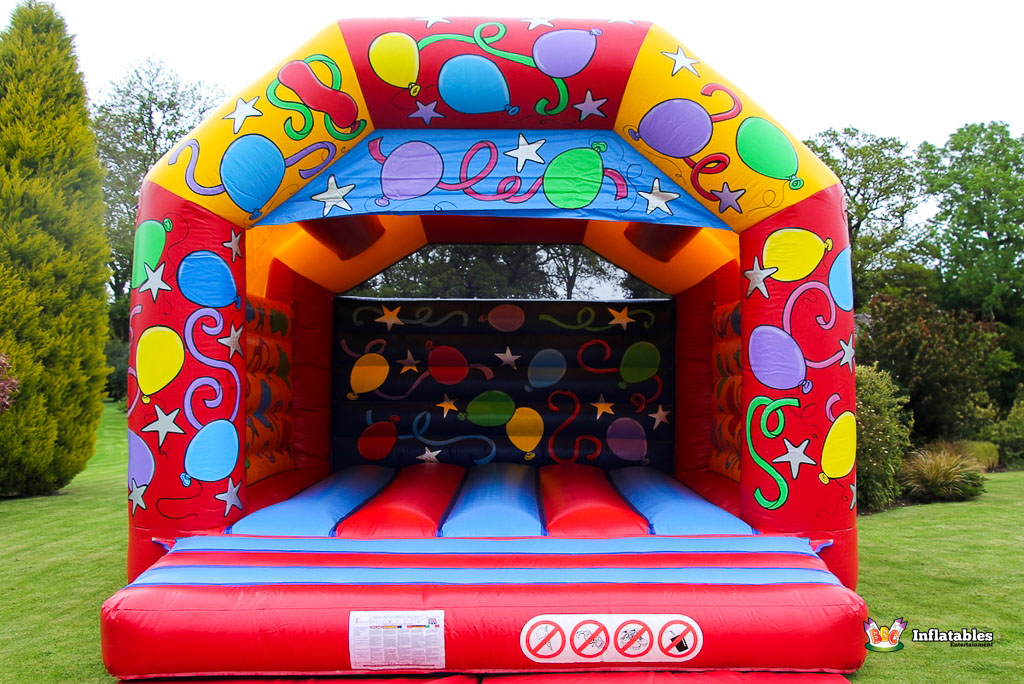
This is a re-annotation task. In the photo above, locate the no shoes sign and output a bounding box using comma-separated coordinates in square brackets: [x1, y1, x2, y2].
[520, 613, 703, 664]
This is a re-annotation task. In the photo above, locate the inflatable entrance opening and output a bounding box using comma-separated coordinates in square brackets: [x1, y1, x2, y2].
[103, 17, 865, 679]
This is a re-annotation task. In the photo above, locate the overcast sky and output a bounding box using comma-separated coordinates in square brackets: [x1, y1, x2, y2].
[2, 0, 1021, 148]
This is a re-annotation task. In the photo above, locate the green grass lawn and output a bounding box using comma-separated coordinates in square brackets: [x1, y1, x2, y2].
[0, 403, 1020, 682]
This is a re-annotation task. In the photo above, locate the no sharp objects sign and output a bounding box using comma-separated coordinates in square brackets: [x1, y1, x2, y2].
[520, 614, 703, 664]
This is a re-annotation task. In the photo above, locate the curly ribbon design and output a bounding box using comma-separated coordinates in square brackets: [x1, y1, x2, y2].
[403, 307, 470, 327]
[351, 305, 390, 327]
[576, 339, 617, 374]
[416, 22, 579, 116]
[338, 338, 387, 359]
[782, 281, 844, 369]
[398, 411, 497, 464]
[629, 375, 663, 413]
[167, 140, 225, 196]
[746, 395, 800, 510]
[126, 305, 145, 415]
[541, 307, 656, 331]
[266, 54, 367, 141]
[547, 390, 603, 463]
[169, 138, 337, 199]
[184, 308, 241, 425]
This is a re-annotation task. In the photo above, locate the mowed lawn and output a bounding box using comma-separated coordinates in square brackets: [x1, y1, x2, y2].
[0, 403, 1021, 682]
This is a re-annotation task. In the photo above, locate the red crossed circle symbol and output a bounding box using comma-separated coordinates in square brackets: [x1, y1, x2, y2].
[570, 619, 610, 658]
[658, 619, 701, 659]
[614, 619, 653, 658]
[525, 620, 565, 659]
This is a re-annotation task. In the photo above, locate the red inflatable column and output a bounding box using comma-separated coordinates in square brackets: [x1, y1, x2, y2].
[738, 185, 858, 587]
[125, 182, 247, 580]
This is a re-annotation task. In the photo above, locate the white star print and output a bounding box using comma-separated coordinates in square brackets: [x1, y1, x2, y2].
[504, 134, 546, 172]
[311, 175, 355, 216]
[222, 96, 263, 134]
[637, 178, 680, 215]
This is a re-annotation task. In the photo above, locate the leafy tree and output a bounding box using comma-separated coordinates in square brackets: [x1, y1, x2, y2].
[858, 294, 1011, 440]
[0, 1, 109, 495]
[351, 245, 555, 298]
[0, 353, 18, 414]
[919, 122, 1024, 324]
[92, 58, 221, 299]
[805, 127, 926, 306]
[619, 272, 667, 299]
[542, 245, 615, 299]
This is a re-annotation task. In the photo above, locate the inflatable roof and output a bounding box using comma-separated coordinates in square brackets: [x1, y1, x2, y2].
[105, 17, 862, 680]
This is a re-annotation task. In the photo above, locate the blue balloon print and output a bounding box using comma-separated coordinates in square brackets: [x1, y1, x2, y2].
[437, 55, 518, 115]
[829, 247, 854, 311]
[178, 250, 239, 308]
[527, 348, 567, 390]
[221, 134, 285, 219]
[181, 419, 238, 485]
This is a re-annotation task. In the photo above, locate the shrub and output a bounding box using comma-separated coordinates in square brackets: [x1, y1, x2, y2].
[899, 442, 986, 503]
[103, 338, 128, 402]
[979, 394, 1024, 466]
[957, 440, 1000, 472]
[0, 3, 109, 496]
[855, 364, 912, 513]
[858, 294, 1012, 440]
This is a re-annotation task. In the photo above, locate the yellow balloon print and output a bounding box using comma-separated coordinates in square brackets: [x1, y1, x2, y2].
[819, 411, 856, 484]
[136, 326, 184, 402]
[506, 406, 544, 459]
[762, 227, 833, 282]
[368, 32, 421, 95]
[348, 352, 389, 399]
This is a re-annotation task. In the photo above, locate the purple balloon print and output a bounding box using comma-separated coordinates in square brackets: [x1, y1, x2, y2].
[606, 417, 648, 462]
[532, 29, 601, 78]
[371, 139, 444, 206]
[628, 99, 713, 158]
[127, 430, 155, 489]
[748, 325, 811, 393]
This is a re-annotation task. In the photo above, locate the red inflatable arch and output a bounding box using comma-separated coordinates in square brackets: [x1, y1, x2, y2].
[103, 17, 864, 680]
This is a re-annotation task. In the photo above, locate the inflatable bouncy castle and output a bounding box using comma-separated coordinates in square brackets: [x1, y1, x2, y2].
[101, 17, 865, 680]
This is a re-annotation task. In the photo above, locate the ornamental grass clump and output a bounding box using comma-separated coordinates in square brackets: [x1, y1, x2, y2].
[899, 442, 986, 503]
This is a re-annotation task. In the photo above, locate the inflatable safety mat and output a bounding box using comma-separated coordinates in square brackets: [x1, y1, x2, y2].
[102, 535, 866, 678]
[332, 297, 675, 471]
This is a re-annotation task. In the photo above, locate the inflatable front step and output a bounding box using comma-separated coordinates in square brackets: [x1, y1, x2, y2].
[101, 536, 866, 678]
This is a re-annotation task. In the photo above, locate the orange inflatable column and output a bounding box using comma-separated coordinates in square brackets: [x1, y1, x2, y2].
[738, 185, 858, 587]
[126, 183, 247, 580]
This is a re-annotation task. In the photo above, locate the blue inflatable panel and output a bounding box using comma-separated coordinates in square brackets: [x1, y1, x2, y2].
[609, 467, 755, 535]
[176, 533, 816, 557]
[132, 563, 839, 588]
[229, 466, 395, 536]
[441, 463, 543, 537]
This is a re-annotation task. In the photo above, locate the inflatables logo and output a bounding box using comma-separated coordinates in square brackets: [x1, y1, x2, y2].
[865, 617, 906, 652]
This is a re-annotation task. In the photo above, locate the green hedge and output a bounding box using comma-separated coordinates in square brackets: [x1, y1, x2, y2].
[855, 364, 912, 513]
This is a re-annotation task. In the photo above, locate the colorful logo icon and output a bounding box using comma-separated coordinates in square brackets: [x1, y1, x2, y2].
[865, 617, 907, 652]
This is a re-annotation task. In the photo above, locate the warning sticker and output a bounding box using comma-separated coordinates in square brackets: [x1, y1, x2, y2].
[521, 614, 703, 664]
[349, 610, 445, 670]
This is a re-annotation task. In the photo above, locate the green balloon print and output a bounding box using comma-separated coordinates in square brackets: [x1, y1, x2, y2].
[619, 341, 661, 385]
[543, 142, 606, 210]
[131, 218, 173, 288]
[735, 117, 804, 189]
[464, 390, 516, 427]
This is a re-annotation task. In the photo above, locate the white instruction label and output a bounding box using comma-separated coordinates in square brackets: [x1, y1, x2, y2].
[349, 610, 446, 670]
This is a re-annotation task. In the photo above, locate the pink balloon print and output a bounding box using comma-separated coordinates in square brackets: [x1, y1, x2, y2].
[486, 303, 525, 332]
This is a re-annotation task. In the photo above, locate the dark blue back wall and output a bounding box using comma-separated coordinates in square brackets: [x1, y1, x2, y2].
[332, 298, 675, 471]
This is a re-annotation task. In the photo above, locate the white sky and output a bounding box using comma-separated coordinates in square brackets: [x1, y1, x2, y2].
[2, 0, 1022, 148]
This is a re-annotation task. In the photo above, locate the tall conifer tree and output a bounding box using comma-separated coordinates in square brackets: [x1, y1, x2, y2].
[0, 1, 109, 495]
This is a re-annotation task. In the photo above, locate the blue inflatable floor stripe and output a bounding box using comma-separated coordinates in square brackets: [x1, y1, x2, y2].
[440, 462, 543, 537]
[132, 564, 839, 588]
[609, 467, 754, 536]
[174, 534, 817, 557]
[229, 466, 395, 536]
